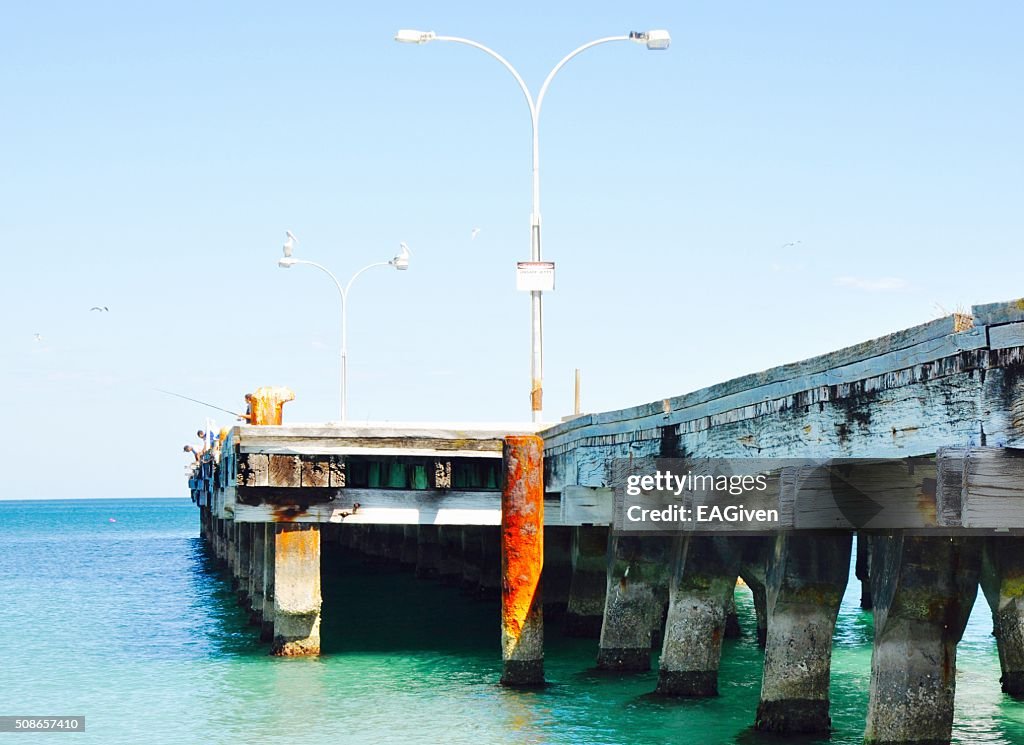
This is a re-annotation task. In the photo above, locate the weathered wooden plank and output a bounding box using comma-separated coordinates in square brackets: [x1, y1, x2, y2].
[300, 456, 329, 488]
[962, 448, 1024, 528]
[239, 442, 504, 458]
[238, 453, 269, 487]
[544, 329, 987, 452]
[935, 447, 966, 527]
[268, 454, 301, 488]
[327, 456, 345, 488]
[543, 316, 974, 442]
[231, 489, 566, 526]
[973, 298, 1024, 326]
[990, 322, 1024, 351]
[562, 486, 614, 525]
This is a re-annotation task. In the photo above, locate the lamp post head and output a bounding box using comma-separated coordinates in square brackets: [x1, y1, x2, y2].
[629, 29, 671, 50]
[395, 29, 436, 44]
[390, 242, 412, 271]
[278, 257, 297, 269]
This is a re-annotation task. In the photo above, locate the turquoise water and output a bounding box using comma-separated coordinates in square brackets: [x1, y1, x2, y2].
[1, 499, 1023, 744]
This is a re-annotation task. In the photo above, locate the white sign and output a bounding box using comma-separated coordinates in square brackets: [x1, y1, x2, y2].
[516, 261, 555, 292]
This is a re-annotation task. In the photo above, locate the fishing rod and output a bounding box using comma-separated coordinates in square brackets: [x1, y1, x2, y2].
[154, 388, 244, 417]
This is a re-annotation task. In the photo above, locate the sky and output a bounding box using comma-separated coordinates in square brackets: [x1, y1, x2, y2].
[1, 2, 1022, 499]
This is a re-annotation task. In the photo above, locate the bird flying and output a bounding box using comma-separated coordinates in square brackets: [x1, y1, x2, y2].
[33, 333, 42, 342]
[471, 228, 480, 240]
[283, 231, 297, 257]
[779, 241, 802, 250]
[90, 306, 109, 312]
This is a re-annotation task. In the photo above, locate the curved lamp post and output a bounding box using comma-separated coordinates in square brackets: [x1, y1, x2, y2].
[395, 29, 670, 422]
[278, 232, 412, 422]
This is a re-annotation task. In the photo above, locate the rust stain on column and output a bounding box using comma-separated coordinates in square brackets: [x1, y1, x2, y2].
[250, 386, 295, 426]
[501, 435, 545, 687]
[270, 524, 321, 656]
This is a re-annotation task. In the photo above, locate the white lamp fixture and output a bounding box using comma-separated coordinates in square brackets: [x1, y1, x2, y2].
[630, 29, 671, 50]
[395, 29, 435, 44]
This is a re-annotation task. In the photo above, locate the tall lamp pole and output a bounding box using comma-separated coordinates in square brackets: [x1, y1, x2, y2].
[395, 29, 670, 423]
[278, 232, 411, 422]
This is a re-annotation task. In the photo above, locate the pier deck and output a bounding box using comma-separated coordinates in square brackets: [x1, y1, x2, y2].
[189, 297, 1024, 744]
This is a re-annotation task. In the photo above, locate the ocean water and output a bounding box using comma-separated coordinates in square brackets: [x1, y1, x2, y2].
[1, 499, 1023, 745]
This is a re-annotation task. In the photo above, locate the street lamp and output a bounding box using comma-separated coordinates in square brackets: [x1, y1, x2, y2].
[277, 232, 412, 422]
[395, 28, 669, 423]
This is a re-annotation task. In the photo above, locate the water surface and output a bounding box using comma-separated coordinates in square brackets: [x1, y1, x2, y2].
[1, 499, 1021, 744]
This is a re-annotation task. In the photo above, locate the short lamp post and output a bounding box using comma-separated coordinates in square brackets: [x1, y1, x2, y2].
[395, 28, 670, 422]
[278, 232, 411, 422]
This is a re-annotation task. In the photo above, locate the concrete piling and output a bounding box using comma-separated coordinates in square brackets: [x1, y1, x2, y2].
[270, 524, 321, 656]
[857, 533, 874, 610]
[400, 525, 418, 570]
[249, 523, 265, 626]
[864, 535, 981, 744]
[981, 536, 1024, 697]
[478, 527, 501, 598]
[543, 526, 573, 619]
[261, 523, 275, 642]
[739, 537, 770, 647]
[415, 525, 441, 579]
[755, 533, 851, 734]
[461, 526, 483, 593]
[564, 526, 609, 638]
[724, 582, 741, 639]
[500, 435, 545, 687]
[597, 535, 672, 671]
[438, 526, 463, 585]
[236, 522, 252, 608]
[656, 536, 741, 697]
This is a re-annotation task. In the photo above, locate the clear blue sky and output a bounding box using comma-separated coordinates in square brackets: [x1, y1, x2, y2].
[2, 2, 1021, 498]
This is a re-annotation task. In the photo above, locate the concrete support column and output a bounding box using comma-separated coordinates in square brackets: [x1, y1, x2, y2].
[415, 525, 441, 579]
[739, 537, 771, 647]
[479, 527, 501, 598]
[500, 435, 544, 687]
[227, 521, 238, 578]
[724, 582, 741, 639]
[981, 536, 1024, 697]
[865, 535, 980, 744]
[236, 522, 252, 608]
[857, 532, 874, 610]
[438, 526, 463, 585]
[461, 526, 483, 593]
[213, 518, 225, 563]
[271, 523, 321, 656]
[385, 525, 404, 564]
[755, 533, 851, 735]
[261, 523, 275, 642]
[250, 523, 266, 626]
[597, 535, 672, 671]
[400, 525, 418, 570]
[543, 526, 573, 619]
[363, 525, 387, 562]
[564, 526, 609, 638]
[656, 536, 741, 697]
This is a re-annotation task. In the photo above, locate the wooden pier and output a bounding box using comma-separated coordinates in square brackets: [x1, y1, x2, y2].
[190, 297, 1024, 744]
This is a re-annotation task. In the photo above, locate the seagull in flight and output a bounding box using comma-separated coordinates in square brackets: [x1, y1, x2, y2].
[33, 333, 42, 342]
[471, 228, 480, 240]
[779, 240, 802, 250]
[90, 306, 109, 312]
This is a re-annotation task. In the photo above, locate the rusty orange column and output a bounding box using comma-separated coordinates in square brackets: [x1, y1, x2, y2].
[500, 435, 545, 687]
[249, 386, 295, 426]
